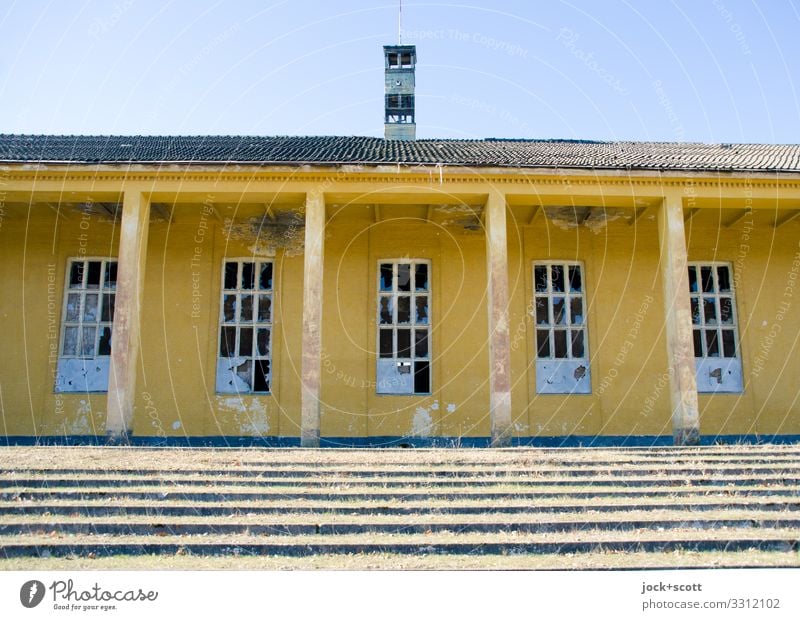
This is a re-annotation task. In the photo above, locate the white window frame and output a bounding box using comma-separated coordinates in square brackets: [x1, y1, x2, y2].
[688, 261, 743, 393]
[215, 258, 274, 394]
[532, 260, 591, 394]
[376, 259, 431, 395]
[55, 257, 117, 393]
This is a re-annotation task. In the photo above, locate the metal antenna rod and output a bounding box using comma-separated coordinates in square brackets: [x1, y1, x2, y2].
[398, 0, 402, 44]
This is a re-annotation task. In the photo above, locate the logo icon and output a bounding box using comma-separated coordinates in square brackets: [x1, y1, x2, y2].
[20, 580, 45, 608]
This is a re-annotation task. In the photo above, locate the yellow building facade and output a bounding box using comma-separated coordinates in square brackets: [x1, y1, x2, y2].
[1, 136, 799, 446]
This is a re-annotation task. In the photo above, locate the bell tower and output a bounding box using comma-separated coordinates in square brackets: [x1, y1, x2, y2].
[383, 45, 416, 140]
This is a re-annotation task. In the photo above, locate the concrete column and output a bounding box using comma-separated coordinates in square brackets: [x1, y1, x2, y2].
[485, 189, 513, 447]
[657, 193, 700, 445]
[300, 190, 325, 447]
[106, 190, 150, 443]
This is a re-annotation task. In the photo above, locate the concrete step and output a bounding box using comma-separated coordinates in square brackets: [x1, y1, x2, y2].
[3, 499, 799, 517]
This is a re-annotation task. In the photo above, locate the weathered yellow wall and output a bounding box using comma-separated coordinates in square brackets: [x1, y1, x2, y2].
[1, 190, 799, 440]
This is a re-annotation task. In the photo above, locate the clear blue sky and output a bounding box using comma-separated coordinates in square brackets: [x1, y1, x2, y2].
[1, 0, 798, 143]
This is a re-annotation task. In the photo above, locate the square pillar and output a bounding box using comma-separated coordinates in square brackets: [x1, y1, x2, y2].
[485, 189, 513, 447]
[106, 190, 150, 442]
[300, 190, 325, 447]
[657, 193, 700, 445]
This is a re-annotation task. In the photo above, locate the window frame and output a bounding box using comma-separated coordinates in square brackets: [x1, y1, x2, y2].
[55, 257, 118, 393]
[688, 261, 740, 360]
[215, 258, 274, 395]
[376, 258, 431, 395]
[532, 260, 589, 362]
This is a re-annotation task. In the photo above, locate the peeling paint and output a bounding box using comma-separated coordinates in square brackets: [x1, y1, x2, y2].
[411, 406, 433, 436]
[536, 360, 592, 394]
[224, 212, 304, 257]
[544, 206, 626, 234]
[430, 400, 439, 410]
[696, 358, 743, 393]
[171, 421, 181, 430]
[55, 358, 110, 393]
[446, 403, 456, 413]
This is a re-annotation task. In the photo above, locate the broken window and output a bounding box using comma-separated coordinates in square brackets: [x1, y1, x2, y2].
[61, 258, 117, 359]
[376, 260, 431, 394]
[688, 263, 739, 360]
[533, 261, 591, 394]
[534, 262, 588, 361]
[216, 260, 273, 394]
[55, 258, 117, 392]
[688, 262, 743, 393]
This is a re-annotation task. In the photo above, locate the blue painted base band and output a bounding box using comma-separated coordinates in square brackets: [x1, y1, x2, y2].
[1, 434, 799, 448]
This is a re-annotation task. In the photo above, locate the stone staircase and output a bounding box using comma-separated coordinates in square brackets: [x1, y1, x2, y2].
[1, 446, 799, 567]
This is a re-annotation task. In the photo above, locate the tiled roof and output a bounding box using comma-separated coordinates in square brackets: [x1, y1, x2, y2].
[1, 134, 800, 173]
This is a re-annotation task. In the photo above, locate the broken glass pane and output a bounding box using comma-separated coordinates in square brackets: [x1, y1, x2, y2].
[380, 264, 393, 292]
[66, 293, 81, 322]
[688, 266, 698, 293]
[568, 265, 582, 292]
[571, 330, 585, 358]
[254, 359, 270, 392]
[98, 326, 112, 355]
[693, 330, 703, 357]
[87, 261, 102, 289]
[570, 298, 583, 324]
[415, 330, 428, 357]
[81, 326, 96, 356]
[536, 330, 550, 358]
[239, 327, 253, 357]
[240, 295, 253, 322]
[397, 296, 411, 324]
[257, 295, 272, 322]
[104, 262, 117, 290]
[397, 329, 411, 358]
[534, 266, 548, 292]
[414, 361, 430, 394]
[553, 297, 566, 325]
[701, 266, 714, 293]
[722, 330, 736, 357]
[83, 293, 98, 322]
[379, 329, 393, 358]
[220, 326, 236, 357]
[63, 326, 78, 356]
[69, 262, 84, 288]
[554, 330, 568, 358]
[224, 262, 238, 290]
[551, 265, 565, 292]
[379, 297, 393, 325]
[398, 264, 411, 291]
[535, 297, 549, 325]
[101, 294, 115, 322]
[719, 297, 733, 324]
[703, 298, 717, 324]
[415, 264, 428, 291]
[241, 262, 255, 290]
[705, 330, 720, 357]
[690, 297, 701, 325]
[717, 265, 731, 292]
[235, 359, 252, 389]
[259, 263, 273, 290]
[223, 295, 237, 322]
[257, 328, 271, 356]
[415, 296, 428, 324]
